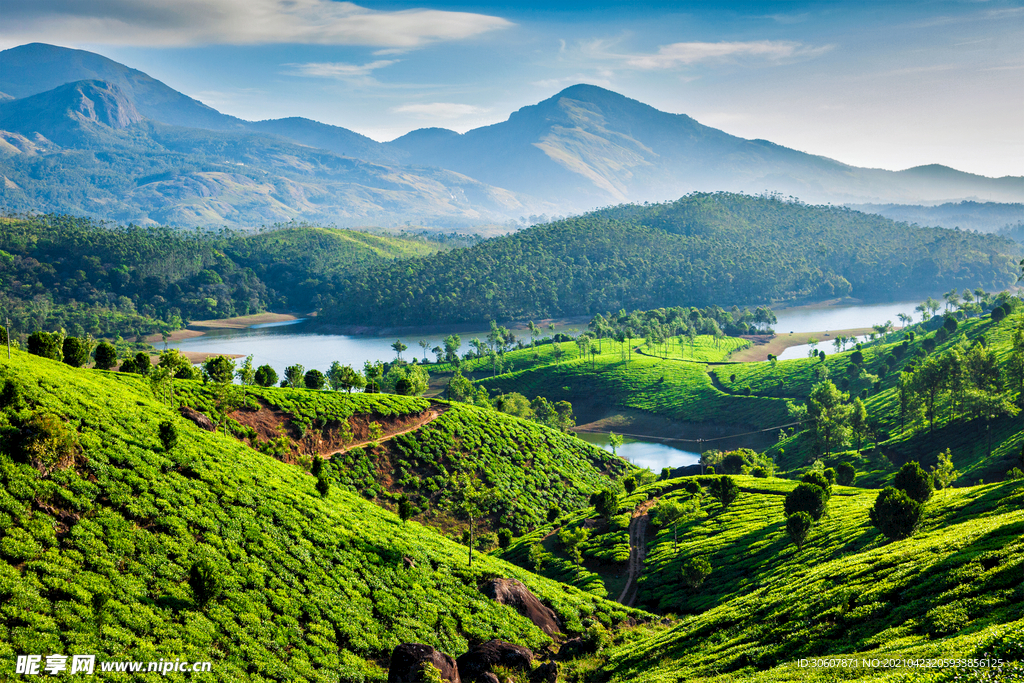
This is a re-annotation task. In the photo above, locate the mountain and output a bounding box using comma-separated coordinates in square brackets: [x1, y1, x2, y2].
[318, 192, 1023, 327]
[0, 79, 535, 227]
[850, 200, 1024, 233]
[387, 84, 1024, 209]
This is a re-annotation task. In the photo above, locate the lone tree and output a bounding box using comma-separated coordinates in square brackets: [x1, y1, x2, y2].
[784, 483, 828, 520]
[94, 342, 117, 370]
[304, 368, 327, 390]
[449, 475, 493, 567]
[558, 526, 590, 581]
[158, 421, 178, 452]
[680, 556, 712, 589]
[188, 559, 223, 608]
[202, 355, 235, 384]
[651, 499, 687, 548]
[709, 476, 739, 510]
[836, 462, 857, 487]
[254, 365, 278, 387]
[315, 471, 331, 497]
[893, 461, 933, 503]
[786, 512, 814, 550]
[869, 487, 923, 540]
[608, 432, 623, 456]
[62, 337, 92, 368]
[398, 497, 414, 524]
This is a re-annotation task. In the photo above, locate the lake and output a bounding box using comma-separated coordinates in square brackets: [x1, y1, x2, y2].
[773, 300, 924, 334]
[576, 431, 700, 472]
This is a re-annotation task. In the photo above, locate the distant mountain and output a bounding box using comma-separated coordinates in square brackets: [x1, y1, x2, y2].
[0, 80, 535, 227]
[387, 84, 1024, 209]
[850, 200, 1024, 233]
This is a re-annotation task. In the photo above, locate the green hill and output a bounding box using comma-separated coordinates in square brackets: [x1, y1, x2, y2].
[498, 474, 1023, 682]
[0, 350, 647, 681]
[321, 193, 1021, 327]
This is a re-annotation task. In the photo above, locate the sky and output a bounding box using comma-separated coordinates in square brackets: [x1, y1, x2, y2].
[2, 0, 1022, 177]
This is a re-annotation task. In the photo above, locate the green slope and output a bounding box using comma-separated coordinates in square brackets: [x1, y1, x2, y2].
[0, 351, 647, 681]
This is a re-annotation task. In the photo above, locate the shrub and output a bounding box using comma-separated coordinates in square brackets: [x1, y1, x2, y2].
[836, 462, 856, 486]
[870, 487, 923, 540]
[991, 307, 1006, 322]
[784, 483, 827, 520]
[709, 476, 738, 509]
[158, 421, 178, 451]
[254, 364, 278, 387]
[943, 316, 958, 333]
[316, 472, 331, 497]
[893, 461, 933, 503]
[751, 467, 768, 478]
[27, 331, 63, 361]
[924, 602, 970, 638]
[684, 480, 702, 495]
[801, 470, 832, 498]
[681, 556, 712, 588]
[1005, 467, 1024, 481]
[822, 467, 836, 485]
[497, 528, 513, 549]
[188, 559, 223, 607]
[591, 489, 619, 519]
[623, 475, 637, 493]
[94, 342, 117, 370]
[786, 512, 813, 550]
[304, 369, 327, 390]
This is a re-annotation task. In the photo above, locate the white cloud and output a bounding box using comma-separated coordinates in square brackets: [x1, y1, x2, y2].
[624, 41, 831, 70]
[391, 103, 487, 119]
[0, 0, 513, 48]
[284, 60, 398, 79]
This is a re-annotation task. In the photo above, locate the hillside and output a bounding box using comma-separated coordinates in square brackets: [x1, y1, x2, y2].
[320, 193, 1022, 326]
[498, 474, 1024, 682]
[0, 349, 650, 680]
[0, 215, 441, 341]
[851, 201, 1024, 234]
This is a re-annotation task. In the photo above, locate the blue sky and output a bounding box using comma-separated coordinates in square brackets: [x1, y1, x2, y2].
[2, 0, 1022, 177]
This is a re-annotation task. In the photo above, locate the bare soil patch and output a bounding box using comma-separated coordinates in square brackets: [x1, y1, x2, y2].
[728, 327, 873, 363]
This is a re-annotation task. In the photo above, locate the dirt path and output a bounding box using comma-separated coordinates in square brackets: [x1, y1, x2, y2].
[617, 499, 656, 607]
[328, 404, 447, 457]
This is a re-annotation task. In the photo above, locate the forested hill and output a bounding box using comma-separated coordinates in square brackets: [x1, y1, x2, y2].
[319, 193, 1023, 327]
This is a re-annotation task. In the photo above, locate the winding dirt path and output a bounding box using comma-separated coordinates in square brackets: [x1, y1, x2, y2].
[327, 404, 447, 457]
[617, 499, 656, 607]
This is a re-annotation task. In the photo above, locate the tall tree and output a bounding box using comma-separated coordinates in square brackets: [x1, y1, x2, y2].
[807, 381, 852, 456]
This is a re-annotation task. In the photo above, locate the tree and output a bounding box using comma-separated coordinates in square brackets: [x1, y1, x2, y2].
[897, 371, 921, 433]
[590, 489, 619, 519]
[254, 364, 278, 387]
[443, 334, 462, 363]
[188, 559, 223, 608]
[304, 369, 327, 390]
[315, 471, 331, 497]
[869, 487, 923, 540]
[497, 528, 513, 549]
[94, 341, 117, 370]
[609, 432, 623, 456]
[801, 470, 832, 499]
[203, 355, 235, 384]
[398, 497, 414, 524]
[709, 476, 739, 510]
[130, 352, 151, 376]
[236, 355, 256, 385]
[62, 336, 92, 367]
[558, 527, 590, 581]
[547, 505, 561, 524]
[418, 339, 429, 362]
[391, 339, 407, 361]
[836, 462, 856, 487]
[893, 461, 933, 503]
[651, 499, 687, 548]
[329, 362, 365, 393]
[158, 421, 178, 451]
[785, 483, 827, 520]
[284, 364, 305, 388]
[623, 475, 637, 494]
[850, 397, 869, 452]
[681, 556, 711, 588]
[786, 512, 813, 550]
[930, 449, 959, 490]
[447, 372, 474, 402]
[448, 475, 493, 567]
[528, 543, 545, 571]
[28, 331, 63, 361]
[807, 381, 852, 456]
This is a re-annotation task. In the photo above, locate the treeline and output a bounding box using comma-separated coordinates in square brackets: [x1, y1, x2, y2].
[0, 214, 439, 340]
[318, 192, 1022, 326]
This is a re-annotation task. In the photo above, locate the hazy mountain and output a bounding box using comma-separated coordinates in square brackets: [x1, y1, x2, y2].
[387, 84, 1024, 209]
[850, 200, 1024, 233]
[0, 80, 534, 227]
[0, 43, 397, 164]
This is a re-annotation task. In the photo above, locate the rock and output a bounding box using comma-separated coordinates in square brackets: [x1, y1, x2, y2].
[456, 640, 533, 682]
[530, 662, 558, 683]
[480, 578, 562, 636]
[388, 643, 460, 683]
[481, 674, 500, 683]
[179, 406, 216, 432]
[557, 638, 585, 661]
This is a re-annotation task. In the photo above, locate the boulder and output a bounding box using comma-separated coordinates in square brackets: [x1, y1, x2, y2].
[388, 643, 460, 683]
[530, 662, 558, 683]
[179, 406, 216, 432]
[456, 640, 533, 682]
[480, 578, 561, 636]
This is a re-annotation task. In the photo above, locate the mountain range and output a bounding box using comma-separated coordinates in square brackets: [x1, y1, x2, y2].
[1, 42, 1022, 228]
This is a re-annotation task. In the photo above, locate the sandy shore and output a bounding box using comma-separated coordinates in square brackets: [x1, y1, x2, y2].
[728, 327, 874, 362]
[143, 312, 299, 343]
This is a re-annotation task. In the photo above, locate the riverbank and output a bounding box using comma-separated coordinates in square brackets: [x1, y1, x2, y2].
[143, 312, 300, 343]
[728, 327, 874, 362]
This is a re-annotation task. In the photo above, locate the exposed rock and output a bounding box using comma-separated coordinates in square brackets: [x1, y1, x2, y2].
[179, 406, 216, 432]
[456, 640, 533, 682]
[480, 578, 562, 636]
[388, 643, 460, 683]
[530, 662, 558, 683]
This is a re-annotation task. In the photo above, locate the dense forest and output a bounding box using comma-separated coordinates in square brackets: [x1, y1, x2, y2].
[319, 193, 1023, 327]
[0, 214, 440, 339]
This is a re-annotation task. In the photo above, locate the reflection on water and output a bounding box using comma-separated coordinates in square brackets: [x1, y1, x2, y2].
[777, 334, 870, 361]
[576, 431, 699, 472]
